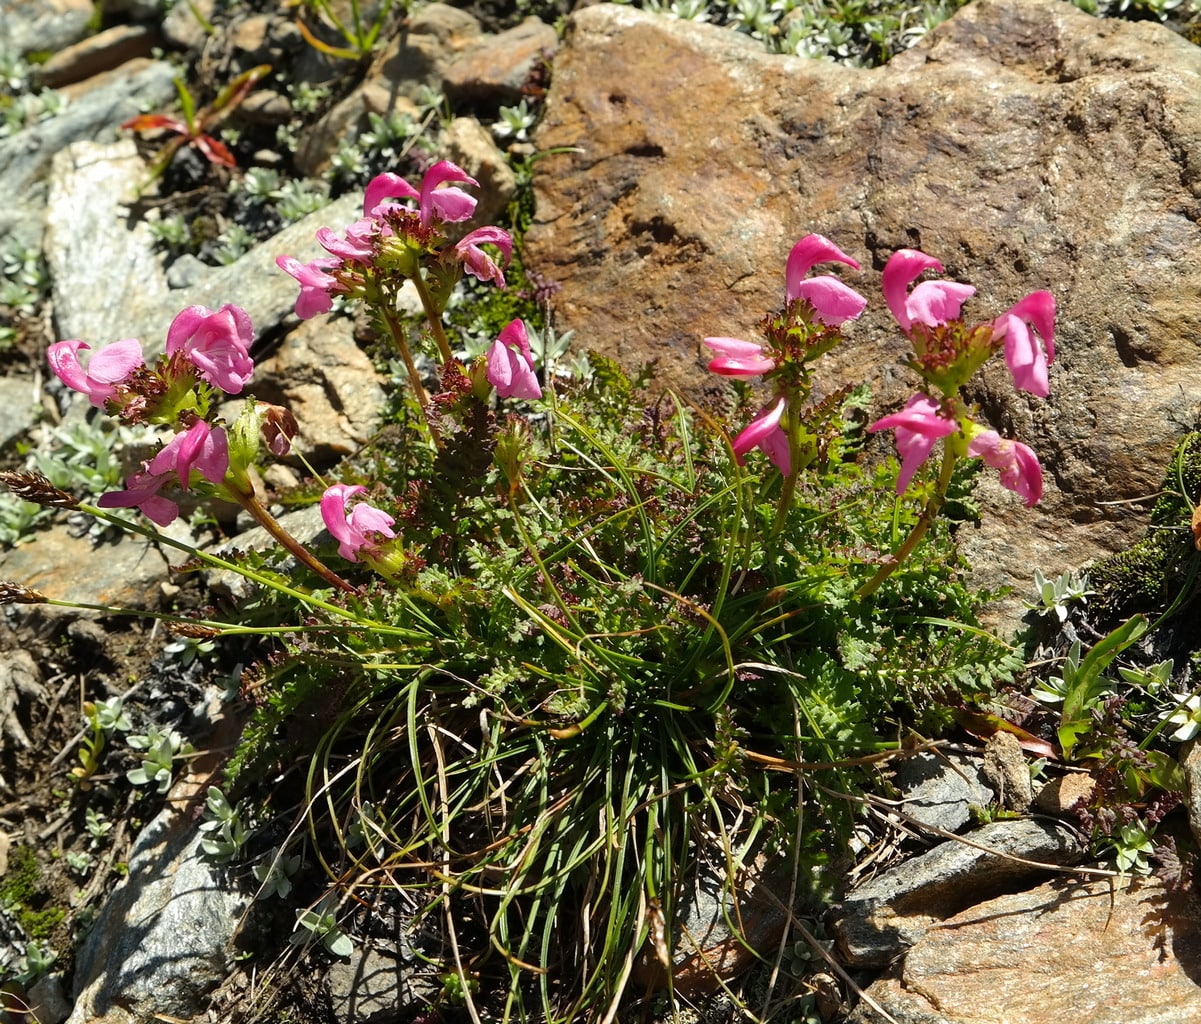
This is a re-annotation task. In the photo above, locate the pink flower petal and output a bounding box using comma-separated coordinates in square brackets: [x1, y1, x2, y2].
[968, 429, 1043, 506]
[868, 394, 958, 494]
[703, 337, 776, 377]
[881, 249, 944, 331]
[732, 396, 790, 475]
[792, 276, 869, 326]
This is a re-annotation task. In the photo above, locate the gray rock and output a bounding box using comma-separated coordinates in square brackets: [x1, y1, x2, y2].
[892, 752, 993, 833]
[162, 0, 216, 51]
[0, 375, 40, 454]
[0, 58, 175, 247]
[1, 0, 93, 56]
[45, 138, 173, 348]
[847, 878, 1201, 1024]
[67, 805, 250, 1024]
[832, 818, 1086, 967]
[27, 971, 72, 1024]
[525, 0, 1201, 632]
[204, 504, 330, 602]
[327, 947, 442, 1024]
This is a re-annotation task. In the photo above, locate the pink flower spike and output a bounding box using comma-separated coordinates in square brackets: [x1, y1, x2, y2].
[419, 161, 479, 225]
[363, 171, 420, 217]
[321, 484, 397, 562]
[968, 430, 1043, 506]
[147, 419, 229, 490]
[47, 338, 144, 407]
[732, 396, 790, 475]
[882, 248, 976, 332]
[276, 255, 342, 320]
[995, 291, 1056, 398]
[455, 226, 513, 287]
[868, 394, 958, 494]
[784, 235, 867, 325]
[487, 319, 542, 399]
[317, 223, 374, 262]
[703, 337, 776, 378]
[97, 469, 178, 527]
[166, 304, 256, 394]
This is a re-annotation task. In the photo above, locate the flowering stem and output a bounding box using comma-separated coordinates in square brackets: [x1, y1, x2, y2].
[378, 303, 444, 449]
[236, 492, 358, 595]
[410, 270, 455, 365]
[855, 446, 957, 600]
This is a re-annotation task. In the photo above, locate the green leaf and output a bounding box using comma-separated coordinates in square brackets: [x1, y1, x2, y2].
[1058, 614, 1148, 759]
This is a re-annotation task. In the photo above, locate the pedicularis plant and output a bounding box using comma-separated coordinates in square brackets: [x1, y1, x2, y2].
[4, 164, 1055, 1020]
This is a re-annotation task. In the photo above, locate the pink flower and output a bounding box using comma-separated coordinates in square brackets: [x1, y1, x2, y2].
[454, 226, 513, 287]
[784, 234, 867, 325]
[316, 220, 376, 262]
[47, 338, 144, 407]
[486, 319, 542, 399]
[277, 255, 345, 319]
[166, 304, 255, 394]
[96, 469, 178, 526]
[968, 429, 1043, 505]
[97, 420, 229, 526]
[703, 337, 777, 378]
[320, 484, 397, 562]
[882, 249, 976, 333]
[993, 291, 1056, 398]
[732, 396, 790, 475]
[868, 394, 959, 494]
[364, 161, 479, 227]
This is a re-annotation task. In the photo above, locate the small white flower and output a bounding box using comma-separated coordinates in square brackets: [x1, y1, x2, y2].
[1159, 692, 1201, 742]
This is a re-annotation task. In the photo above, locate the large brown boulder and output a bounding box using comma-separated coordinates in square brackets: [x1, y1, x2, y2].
[526, 0, 1201, 625]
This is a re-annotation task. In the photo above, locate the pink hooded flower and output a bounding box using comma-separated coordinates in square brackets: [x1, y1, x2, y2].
[321, 484, 397, 562]
[703, 337, 777, 378]
[276, 255, 343, 319]
[993, 291, 1056, 398]
[868, 394, 959, 494]
[732, 396, 790, 475]
[47, 338, 145, 407]
[784, 234, 868, 325]
[97, 420, 229, 526]
[166, 304, 255, 394]
[454, 226, 513, 287]
[316, 220, 376, 262]
[882, 249, 976, 333]
[364, 161, 479, 227]
[486, 319, 542, 399]
[967, 429, 1043, 505]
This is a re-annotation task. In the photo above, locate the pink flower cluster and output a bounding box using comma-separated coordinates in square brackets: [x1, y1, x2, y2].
[870, 248, 1054, 506]
[48, 303, 256, 411]
[320, 484, 397, 563]
[47, 304, 260, 525]
[276, 161, 514, 320]
[704, 234, 868, 475]
[704, 237, 1055, 507]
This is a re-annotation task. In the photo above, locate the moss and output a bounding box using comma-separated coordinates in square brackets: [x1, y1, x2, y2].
[0, 846, 66, 940]
[1089, 432, 1201, 617]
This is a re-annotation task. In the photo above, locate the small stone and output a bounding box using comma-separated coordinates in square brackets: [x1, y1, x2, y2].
[27, 972, 72, 1024]
[162, 0, 217, 50]
[1034, 772, 1097, 816]
[167, 254, 207, 290]
[443, 116, 518, 229]
[38, 24, 161, 88]
[443, 16, 558, 105]
[982, 731, 1033, 811]
[891, 752, 993, 833]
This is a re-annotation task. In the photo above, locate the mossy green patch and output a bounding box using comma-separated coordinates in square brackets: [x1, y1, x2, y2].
[0, 845, 66, 940]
